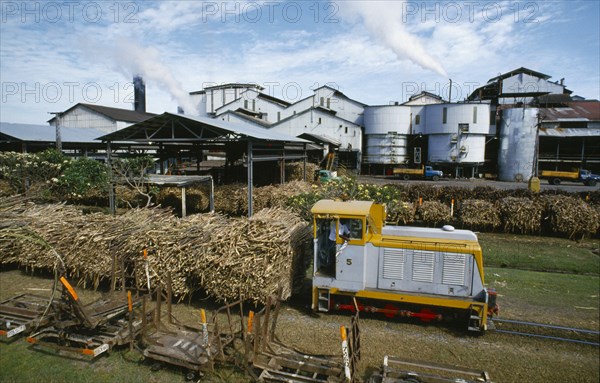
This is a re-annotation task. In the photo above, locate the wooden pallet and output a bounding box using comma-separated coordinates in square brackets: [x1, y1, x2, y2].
[0, 293, 52, 339]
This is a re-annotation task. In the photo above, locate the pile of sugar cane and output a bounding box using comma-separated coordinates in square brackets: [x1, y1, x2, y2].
[0, 201, 311, 303]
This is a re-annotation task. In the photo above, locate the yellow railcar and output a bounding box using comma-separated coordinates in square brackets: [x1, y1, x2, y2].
[311, 200, 497, 331]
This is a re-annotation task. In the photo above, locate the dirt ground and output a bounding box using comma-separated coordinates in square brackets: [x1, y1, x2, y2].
[1, 267, 598, 383]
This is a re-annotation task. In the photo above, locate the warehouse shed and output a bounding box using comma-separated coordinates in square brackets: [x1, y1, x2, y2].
[98, 112, 312, 216]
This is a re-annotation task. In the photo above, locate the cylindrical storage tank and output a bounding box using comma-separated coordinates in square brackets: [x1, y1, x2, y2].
[364, 105, 412, 165]
[423, 103, 491, 134]
[364, 105, 412, 134]
[498, 108, 538, 182]
[427, 134, 486, 163]
[364, 134, 408, 164]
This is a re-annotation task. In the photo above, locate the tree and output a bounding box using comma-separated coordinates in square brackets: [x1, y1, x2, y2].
[111, 156, 157, 208]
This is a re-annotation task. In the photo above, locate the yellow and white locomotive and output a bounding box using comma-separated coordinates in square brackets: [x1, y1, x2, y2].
[311, 199, 497, 331]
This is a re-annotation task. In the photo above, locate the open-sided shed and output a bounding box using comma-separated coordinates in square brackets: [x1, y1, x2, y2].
[98, 112, 312, 216]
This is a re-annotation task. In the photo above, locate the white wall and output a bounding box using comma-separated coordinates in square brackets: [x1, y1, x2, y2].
[428, 134, 486, 164]
[418, 103, 491, 135]
[190, 85, 261, 116]
[501, 73, 565, 95]
[271, 109, 362, 151]
[314, 87, 365, 126]
[215, 89, 287, 123]
[364, 105, 412, 135]
[52, 106, 118, 134]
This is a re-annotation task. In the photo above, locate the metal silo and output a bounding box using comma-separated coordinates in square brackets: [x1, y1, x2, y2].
[363, 106, 411, 164]
[498, 107, 538, 182]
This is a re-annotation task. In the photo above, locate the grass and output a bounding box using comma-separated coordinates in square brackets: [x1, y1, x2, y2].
[0, 334, 249, 383]
[0, 342, 178, 383]
[479, 232, 599, 275]
[486, 267, 599, 328]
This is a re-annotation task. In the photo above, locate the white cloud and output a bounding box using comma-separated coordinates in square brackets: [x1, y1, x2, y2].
[0, 0, 598, 125]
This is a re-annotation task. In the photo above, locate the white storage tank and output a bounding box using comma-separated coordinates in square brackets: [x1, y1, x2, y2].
[364, 105, 412, 164]
[498, 107, 538, 181]
[428, 134, 486, 164]
[364, 134, 408, 164]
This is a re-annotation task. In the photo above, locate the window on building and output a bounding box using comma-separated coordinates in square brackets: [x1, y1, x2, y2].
[345, 126, 348, 134]
[318, 117, 322, 124]
[442, 107, 447, 124]
[244, 100, 248, 109]
[415, 114, 421, 125]
[277, 111, 281, 121]
[320, 97, 324, 106]
[473, 107, 478, 124]
[327, 98, 331, 109]
[252, 100, 256, 111]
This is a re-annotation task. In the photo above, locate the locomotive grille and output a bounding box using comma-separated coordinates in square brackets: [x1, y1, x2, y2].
[412, 250, 434, 283]
[382, 248, 405, 280]
[442, 253, 466, 285]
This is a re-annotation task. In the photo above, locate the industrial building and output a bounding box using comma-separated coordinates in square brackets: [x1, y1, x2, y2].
[47, 76, 155, 135]
[189, 83, 364, 171]
[469, 67, 600, 181]
[363, 96, 493, 178]
[2, 67, 598, 183]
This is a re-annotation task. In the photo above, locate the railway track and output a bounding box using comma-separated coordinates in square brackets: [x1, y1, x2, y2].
[491, 318, 600, 347]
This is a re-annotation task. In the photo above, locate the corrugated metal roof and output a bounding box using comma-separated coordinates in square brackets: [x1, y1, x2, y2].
[539, 127, 600, 137]
[298, 132, 341, 146]
[0, 122, 105, 142]
[488, 67, 552, 83]
[98, 112, 309, 143]
[47, 103, 156, 123]
[542, 101, 600, 122]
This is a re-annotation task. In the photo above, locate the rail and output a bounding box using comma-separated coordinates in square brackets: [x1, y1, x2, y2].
[492, 318, 600, 347]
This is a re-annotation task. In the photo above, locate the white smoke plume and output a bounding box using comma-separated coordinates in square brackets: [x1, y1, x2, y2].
[112, 41, 197, 113]
[341, 1, 448, 78]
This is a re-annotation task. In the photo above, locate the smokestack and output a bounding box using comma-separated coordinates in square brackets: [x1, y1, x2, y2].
[133, 75, 146, 113]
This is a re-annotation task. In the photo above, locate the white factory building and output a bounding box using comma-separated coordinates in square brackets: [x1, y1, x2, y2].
[4, 67, 596, 180]
[469, 67, 600, 181]
[189, 83, 365, 170]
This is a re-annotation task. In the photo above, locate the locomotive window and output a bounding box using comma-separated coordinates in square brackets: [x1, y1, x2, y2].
[340, 218, 363, 240]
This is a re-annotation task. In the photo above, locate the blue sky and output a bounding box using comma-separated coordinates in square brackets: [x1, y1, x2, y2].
[1, 0, 599, 124]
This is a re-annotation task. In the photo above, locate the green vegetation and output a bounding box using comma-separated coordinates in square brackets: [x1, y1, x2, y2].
[0, 340, 191, 383]
[57, 156, 109, 198]
[480, 233, 599, 275]
[486, 267, 599, 309]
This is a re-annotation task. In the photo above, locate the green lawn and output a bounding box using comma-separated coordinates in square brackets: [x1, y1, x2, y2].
[479, 233, 599, 275]
[0, 339, 247, 383]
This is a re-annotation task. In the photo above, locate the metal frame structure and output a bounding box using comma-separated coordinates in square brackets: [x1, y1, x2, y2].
[99, 113, 312, 217]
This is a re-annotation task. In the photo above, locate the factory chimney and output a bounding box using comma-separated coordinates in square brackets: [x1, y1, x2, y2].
[133, 75, 146, 113]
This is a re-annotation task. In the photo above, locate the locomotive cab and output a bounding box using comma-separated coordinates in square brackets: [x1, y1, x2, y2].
[311, 199, 497, 332]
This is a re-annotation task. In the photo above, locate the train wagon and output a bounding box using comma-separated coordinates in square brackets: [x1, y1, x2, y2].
[311, 199, 497, 332]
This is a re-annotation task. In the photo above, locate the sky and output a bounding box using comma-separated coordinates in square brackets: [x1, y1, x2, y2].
[1, 0, 599, 124]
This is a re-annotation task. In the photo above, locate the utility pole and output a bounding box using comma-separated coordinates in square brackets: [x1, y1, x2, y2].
[528, 112, 542, 193]
[49, 112, 62, 151]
